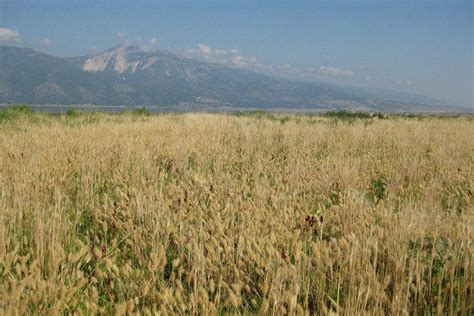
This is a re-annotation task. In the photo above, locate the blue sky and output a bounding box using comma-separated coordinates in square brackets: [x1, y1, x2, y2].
[0, 0, 472, 107]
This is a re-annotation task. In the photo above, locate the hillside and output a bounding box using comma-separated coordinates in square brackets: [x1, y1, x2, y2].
[0, 45, 465, 112]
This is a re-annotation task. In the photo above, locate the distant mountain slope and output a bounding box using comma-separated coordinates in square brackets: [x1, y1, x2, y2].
[0, 45, 465, 112]
[0, 46, 115, 105]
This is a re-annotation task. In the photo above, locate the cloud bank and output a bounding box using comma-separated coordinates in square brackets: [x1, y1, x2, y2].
[319, 66, 353, 77]
[149, 37, 158, 46]
[40, 37, 51, 47]
[107, 36, 359, 84]
[184, 43, 358, 82]
[0, 28, 21, 43]
[186, 43, 271, 70]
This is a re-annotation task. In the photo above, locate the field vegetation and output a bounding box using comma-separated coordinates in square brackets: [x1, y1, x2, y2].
[0, 106, 472, 314]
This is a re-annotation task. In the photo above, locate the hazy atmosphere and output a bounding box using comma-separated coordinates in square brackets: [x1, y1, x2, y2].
[1, 0, 472, 107]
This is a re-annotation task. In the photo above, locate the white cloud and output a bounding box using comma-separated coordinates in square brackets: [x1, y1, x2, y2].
[186, 43, 264, 69]
[231, 55, 257, 68]
[278, 64, 295, 73]
[133, 35, 158, 52]
[319, 66, 353, 77]
[186, 43, 228, 65]
[197, 43, 212, 55]
[214, 49, 227, 55]
[185, 43, 357, 83]
[149, 37, 158, 46]
[231, 54, 246, 67]
[0, 27, 21, 43]
[40, 37, 51, 47]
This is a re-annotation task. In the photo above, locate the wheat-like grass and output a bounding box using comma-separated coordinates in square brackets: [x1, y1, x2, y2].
[0, 111, 472, 314]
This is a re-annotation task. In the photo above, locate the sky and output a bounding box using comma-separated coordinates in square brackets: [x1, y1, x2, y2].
[0, 0, 472, 107]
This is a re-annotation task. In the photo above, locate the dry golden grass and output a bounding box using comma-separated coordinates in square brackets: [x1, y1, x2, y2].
[0, 110, 473, 314]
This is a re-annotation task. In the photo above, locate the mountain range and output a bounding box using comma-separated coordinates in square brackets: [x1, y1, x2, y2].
[0, 45, 467, 112]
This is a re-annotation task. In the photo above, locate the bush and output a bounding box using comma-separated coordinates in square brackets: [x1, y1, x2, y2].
[366, 176, 388, 204]
[66, 108, 80, 117]
[132, 106, 151, 116]
[0, 104, 33, 122]
[323, 111, 386, 121]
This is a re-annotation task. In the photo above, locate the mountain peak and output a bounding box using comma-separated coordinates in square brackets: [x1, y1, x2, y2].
[81, 45, 164, 74]
[0, 44, 462, 112]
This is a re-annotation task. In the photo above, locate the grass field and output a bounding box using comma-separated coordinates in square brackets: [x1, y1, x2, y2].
[0, 107, 473, 314]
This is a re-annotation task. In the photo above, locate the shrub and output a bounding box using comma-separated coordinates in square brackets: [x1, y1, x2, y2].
[66, 108, 80, 117]
[366, 176, 388, 204]
[0, 104, 33, 123]
[132, 106, 151, 116]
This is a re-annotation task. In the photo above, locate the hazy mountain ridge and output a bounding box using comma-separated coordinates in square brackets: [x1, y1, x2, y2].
[0, 45, 467, 112]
